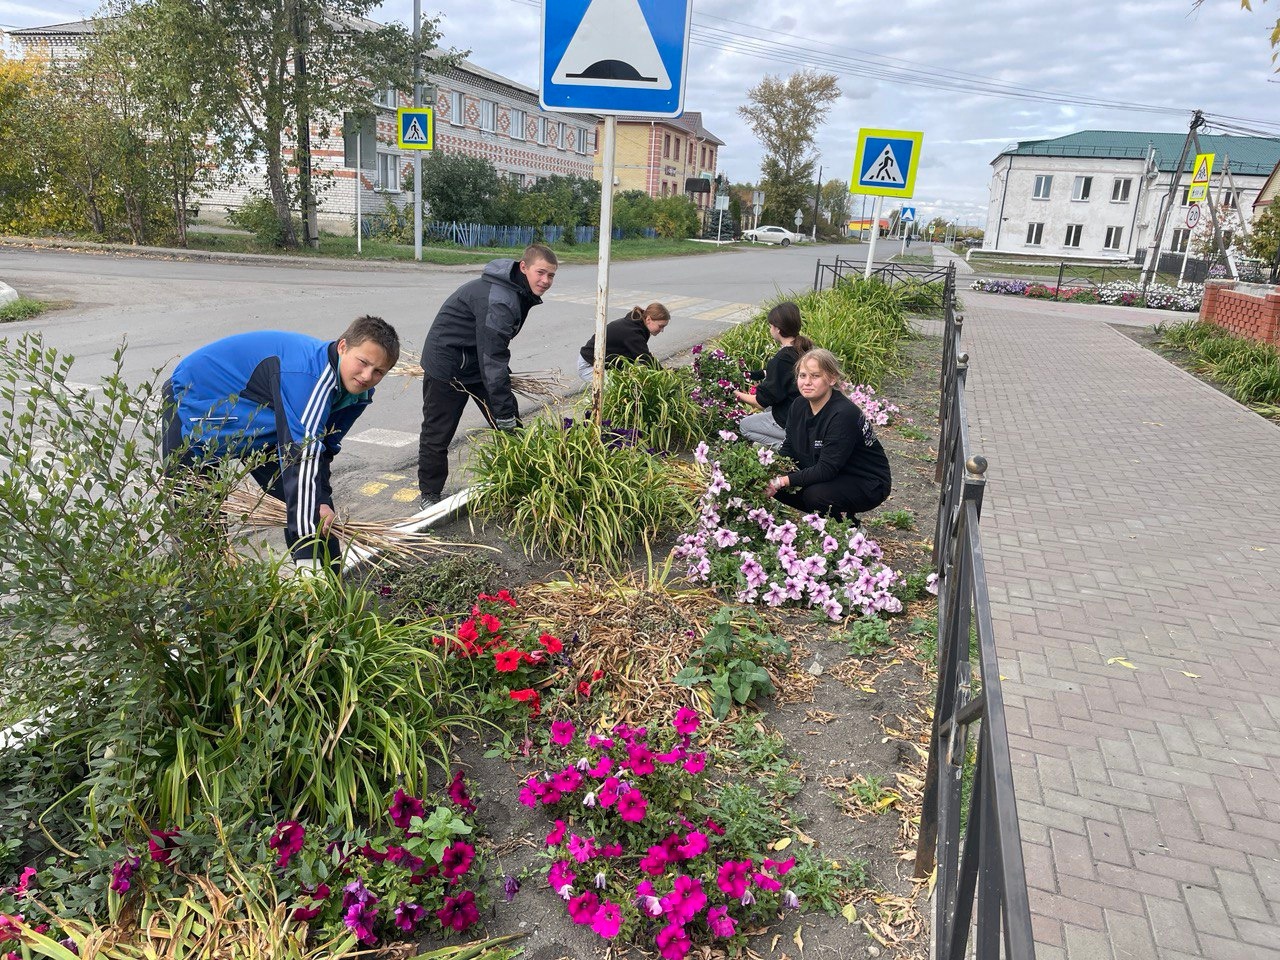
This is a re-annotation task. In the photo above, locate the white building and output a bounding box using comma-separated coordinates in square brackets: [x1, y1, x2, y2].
[983, 130, 1280, 262]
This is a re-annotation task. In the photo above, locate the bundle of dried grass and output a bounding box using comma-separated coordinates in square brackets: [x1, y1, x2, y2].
[220, 485, 489, 561]
[389, 350, 563, 405]
[517, 570, 725, 725]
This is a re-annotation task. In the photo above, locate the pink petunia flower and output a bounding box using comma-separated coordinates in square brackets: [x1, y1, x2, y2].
[616, 789, 648, 823]
[550, 720, 576, 746]
[546, 819, 567, 846]
[268, 821, 305, 869]
[567, 891, 600, 924]
[682, 752, 706, 774]
[706, 904, 736, 937]
[591, 900, 623, 938]
[716, 859, 752, 898]
[677, 831, 708, 859]
[441, 841, 475, 879]
[672, 706, 700, 735]
[655, 921, 692, 960]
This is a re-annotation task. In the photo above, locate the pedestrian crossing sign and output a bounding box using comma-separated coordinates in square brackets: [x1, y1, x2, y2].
[1187, 152, 1214, 203]
[850, 128, 923, 198]
[397, 107, 434, 150]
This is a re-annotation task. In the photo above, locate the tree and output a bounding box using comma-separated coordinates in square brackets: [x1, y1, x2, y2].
[612, 189, 656, 237]
[819, 178, 850, 230]
[144, 0, 450, 248]
[737, 70, 840, 225]
[1246, 200, 1280, 264]
[652, 195, 698, 239]
[420, 153, 501, 222]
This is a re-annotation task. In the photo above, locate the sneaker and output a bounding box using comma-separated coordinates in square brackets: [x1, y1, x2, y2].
[420, 492, 442, 508]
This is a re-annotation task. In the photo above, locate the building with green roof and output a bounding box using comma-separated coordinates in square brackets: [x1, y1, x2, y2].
[983, 129, 1280, 263]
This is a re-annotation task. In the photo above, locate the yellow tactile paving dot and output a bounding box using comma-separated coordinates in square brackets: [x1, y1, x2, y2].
[360, 481, 390, 496]
[379, 472, 406, 481]
[391, 487, 420, 503]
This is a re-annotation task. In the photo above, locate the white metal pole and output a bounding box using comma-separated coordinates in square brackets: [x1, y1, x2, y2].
[864, 196, 882, 278]
[592, 115, 617, 420]
[1178, 223, 1194, 285]
[413, 0, 422, 261]
[356, 132, 362, 254]
[900, 209, 907, 257]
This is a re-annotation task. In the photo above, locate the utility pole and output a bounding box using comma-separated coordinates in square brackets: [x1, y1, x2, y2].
[1142, 109, 1203, 291]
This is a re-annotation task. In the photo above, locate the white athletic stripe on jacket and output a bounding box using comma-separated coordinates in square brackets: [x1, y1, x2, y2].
[294, 365, 338, 541]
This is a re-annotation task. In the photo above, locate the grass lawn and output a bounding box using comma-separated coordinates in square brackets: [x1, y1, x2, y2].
[967, 258, 1184, 286]
[184, 232, 740, 265]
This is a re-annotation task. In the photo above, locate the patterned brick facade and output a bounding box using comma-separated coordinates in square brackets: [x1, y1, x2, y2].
[593, 114, 724, 210]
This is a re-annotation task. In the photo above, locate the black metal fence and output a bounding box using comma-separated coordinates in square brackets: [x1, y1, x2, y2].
[813, 258, 954, 310]
[917, 295, 1038, 959]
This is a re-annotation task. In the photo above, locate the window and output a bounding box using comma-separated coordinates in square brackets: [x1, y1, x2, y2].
[700, 146, 707, 167]
[1221, 189, 1240, 210]
[376, 152, 400, 192]
[510, 108, 526, 140]
[559, 124, 568, 149]
[1170, 228, 1189, 253]
[1181, 186, 1194, 206]
[663, 134, 671, 158]
[479, 100, 496, 132]
[342, 113, 375, 170]
[661, 181, 669, 196]
[575, 127, 589, 153]
[1072, 176, 1092, 201]
[1111, 178, 1132, 202]
[1064, 224, 1082, 248]
[687, 141, 694, 163]
[372, 87, 397, 109]
[1025, 222, 1044, 245]
[1104, 226, 1123, 250]
[537, 117, 548, 144]
[1032, 175, 1052, 199]
[449, 91, 464, 126]
[1222, 229, 1235, 248]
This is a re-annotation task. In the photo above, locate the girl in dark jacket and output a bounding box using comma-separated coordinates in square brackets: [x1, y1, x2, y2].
[764, 348, 892, 522]
[577, 303, 671, 380]
[734, 301, 812, 448]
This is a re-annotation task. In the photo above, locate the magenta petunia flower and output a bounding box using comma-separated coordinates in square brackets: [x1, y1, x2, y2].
[109, 855, 140, 894]
[706, 905, 736, 937]
[587, 754, 614, 778]
[677, 831, 708, 859]
[545, 819, 567, 846]
[597, 776, 621, 807]
[435, 890, 478, 932]
[548, 860, 576, 896]
[388, 788, 425, 829]
[591, 900, 623, 938]
[655, 921, 692, 960]
[567, 890, 600, 924]
[268, 820, 305, 869]
[550, 720, 576, 746]
[447, 770, 478, 813]
[567, 833, 597, 864]
[682, 752, 706, 774]
[441, 841, 475, 879]
[147, 830, 180, 866]
[393, 901, 426, 932]
[616, 789, 648, 823]
[551, 766, 583, 794]
[672, 707, 700, 734]
[627, 745, 655, 776]
[753, 870, 782, 892]
[716, 859, 752, 898]
[660, 874, 706, 925]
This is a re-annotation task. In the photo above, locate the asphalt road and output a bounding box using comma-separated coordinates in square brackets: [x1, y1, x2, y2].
[0, 239, 866, 514]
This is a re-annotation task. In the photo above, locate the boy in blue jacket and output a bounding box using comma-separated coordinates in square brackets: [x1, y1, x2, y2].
[162, 315, 400, 567]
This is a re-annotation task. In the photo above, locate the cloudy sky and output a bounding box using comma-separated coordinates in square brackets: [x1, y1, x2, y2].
[4, 0, 1278, 227]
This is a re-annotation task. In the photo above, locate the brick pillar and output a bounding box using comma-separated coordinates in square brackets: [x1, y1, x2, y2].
[1200, 280, 1230, 324]
[1265, 292, 1280, 345]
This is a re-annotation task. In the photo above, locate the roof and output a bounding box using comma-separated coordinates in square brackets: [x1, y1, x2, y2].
[609, 111, 725, 146]
[6, 19, 101, 36]
[995, 129, 1280, 177]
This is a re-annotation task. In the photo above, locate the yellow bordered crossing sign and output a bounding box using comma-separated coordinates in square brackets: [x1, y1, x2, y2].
[850, 128, 923, 199]
[397, 107, 434, 150]
[1187, 152, 1214, 204]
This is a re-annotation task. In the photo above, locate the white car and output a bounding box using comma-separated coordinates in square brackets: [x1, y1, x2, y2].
[743, 225, 804, 246]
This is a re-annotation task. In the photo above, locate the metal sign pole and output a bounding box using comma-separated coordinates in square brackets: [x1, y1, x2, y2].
[356, 133, 362, 254]
[592, 115, 617, 420]
[413, 0, 423, 261]
[864, 196, 882, 278]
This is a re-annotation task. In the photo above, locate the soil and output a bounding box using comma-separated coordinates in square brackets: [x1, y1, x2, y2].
[397, 331, 946, 960]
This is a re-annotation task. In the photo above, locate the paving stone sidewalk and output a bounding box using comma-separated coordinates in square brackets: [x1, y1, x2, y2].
[956, 290, 1280, 960]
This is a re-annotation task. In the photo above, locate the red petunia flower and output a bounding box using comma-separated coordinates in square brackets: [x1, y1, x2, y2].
[493, 648, 523, 672]
[538, 633, 563, 654]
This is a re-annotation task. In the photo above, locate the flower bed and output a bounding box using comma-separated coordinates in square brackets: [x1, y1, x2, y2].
[970, 277, 1203, 311]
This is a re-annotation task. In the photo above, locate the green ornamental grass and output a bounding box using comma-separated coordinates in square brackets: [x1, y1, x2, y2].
[599, 363, 702, 451]
[469, 419, 694, 570]
[717, 279, 913, 389]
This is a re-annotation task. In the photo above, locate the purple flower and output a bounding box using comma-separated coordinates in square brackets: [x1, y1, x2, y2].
[503, 875, 521, 902]
[393, 901, 426, 932]
[550, 720, 576, 746]
[435, 890, 478, 932]
[268, 821, 305, 869]
[344, 896, 380, 944]
[109, 855, 140, 894]
[707, 904, 736, 936]
[388, 788, 425, 829]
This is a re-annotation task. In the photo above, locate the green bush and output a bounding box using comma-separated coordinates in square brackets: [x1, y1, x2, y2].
[673, 606, 789, 719]
[226, 194, 292, 247]
[0, 297, 45, 323]
[1157, 319, 1280, 407]
[717, 279, 913, 389]
[469, 419, 694, 570]
[600, 363, 702, 451]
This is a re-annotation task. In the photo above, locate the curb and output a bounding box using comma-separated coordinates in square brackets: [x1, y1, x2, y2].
[0, 235, 483, 274]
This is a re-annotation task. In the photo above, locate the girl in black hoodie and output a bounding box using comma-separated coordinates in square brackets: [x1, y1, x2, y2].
[735, 301, 812, 448]
[577, 303, 671, 380]
[764, 348, 892, 522]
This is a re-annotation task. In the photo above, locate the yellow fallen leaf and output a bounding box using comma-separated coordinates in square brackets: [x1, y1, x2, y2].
[999, 674, 1009, 681]
[794, 829, 816, 846]
[770, 934, 780, 951]
[772, 837, 792, 851]
[841, 903, 859, 923]
[860, 685, 877, 693]
[793, 926, 804, 951]
[1106, 656, 1137, 669]
[861, 918, 890, 946]
[1181, 671, 1200, 678]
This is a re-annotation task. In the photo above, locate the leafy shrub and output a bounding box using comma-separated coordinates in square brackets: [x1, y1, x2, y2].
[600, 364, 702, 451]
[469, 419, 694, 570]
[690, 344, 752, 434]
[673, 606, 789, 719]
[1157, 319, 1280, 406]
[226, 194, 291, 247]
[841, 616, 892, 657]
